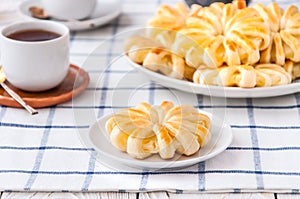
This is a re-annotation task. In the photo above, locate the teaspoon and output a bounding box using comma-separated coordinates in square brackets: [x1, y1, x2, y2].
[0, 67, 38, 115]
[29, 6, 79, 22]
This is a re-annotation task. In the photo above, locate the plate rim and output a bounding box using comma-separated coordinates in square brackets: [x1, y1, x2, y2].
[18, 0, 122, 31]
[126, 56, 300, 98]
[80, 111, 233, 169]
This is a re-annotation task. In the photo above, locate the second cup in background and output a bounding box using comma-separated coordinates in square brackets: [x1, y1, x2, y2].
[41, 0, 97, 20]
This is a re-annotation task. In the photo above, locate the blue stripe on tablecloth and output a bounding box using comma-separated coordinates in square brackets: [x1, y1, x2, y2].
[56, 104, 300, 110]
[57, 105, 125, 109]
[198, 162, 205, 191]
[139, 170, 149, 191]
[87, 70, 138, 74]
[231, 125, 300, 129]
[71, 53, 120, 57]
[0, 122, 89, 129]
[292, 189, 300, 193]
[4, 122, 296, 130]
[24, 108, 56, 191]
[198, 105, 300, 109]
[0, 107, 7, 121]
[2, 145, 300, 152]
[0, 146, 94, 151]
[138, 81, 156, 191]
[176, 189, 184, 194]
[97, 21, 119, 118]
[228, 146, 300, 151]
[80, 16, 121, 192]
[295, 93, 300, 117]
[2, 169, 300, 176]
[148, 81, 155, 104]
[247, 98, 264, 190]
[197, 94, 206, 191]
[87, 87, 166, 91]
[81, 150, 97, 191]
[234, 188, 242, 193]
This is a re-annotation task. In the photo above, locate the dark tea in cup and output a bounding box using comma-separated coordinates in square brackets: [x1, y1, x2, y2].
[6, 29, 61, 42]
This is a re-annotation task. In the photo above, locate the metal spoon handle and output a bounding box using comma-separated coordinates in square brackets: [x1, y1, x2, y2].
[0, 82, 38, 115]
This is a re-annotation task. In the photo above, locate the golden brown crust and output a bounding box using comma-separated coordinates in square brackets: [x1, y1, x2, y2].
[143, 49, 186, 79]
[147, 2, 188, 30]
[284, 60, 300, 80]
[193, 64, 292, 88]
[105, 101, 211, 159]
[232, 0, 247, 9]
[255, 64, 292, 86]
[125, 1, 300, 88]
[184, 64, 196, 81]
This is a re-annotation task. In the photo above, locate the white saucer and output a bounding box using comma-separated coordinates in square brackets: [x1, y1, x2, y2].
[19, 0, 122, 31]
[78, 112, 233, 170]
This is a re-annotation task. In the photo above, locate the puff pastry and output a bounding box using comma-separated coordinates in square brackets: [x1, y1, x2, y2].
[143, 48, 185, 79]
[284, 60, 300, 80]
[178, 2, 270, 68]
[125, 36, 193, 80]
[256, 3, 300, 64]
[255, 64, 292, 87]
[105, 101, 211, 159]
[148, 2, 188, 31]
[193, 64, 291, 88]
[193, 64, 256, 87]
[125, 0, 300, 88]
[124, 36, 162, 64]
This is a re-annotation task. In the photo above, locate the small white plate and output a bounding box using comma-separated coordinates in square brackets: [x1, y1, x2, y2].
[19, 0, 122, 31]
[79, 111, 233, 169]
[126, 57, 300, 98]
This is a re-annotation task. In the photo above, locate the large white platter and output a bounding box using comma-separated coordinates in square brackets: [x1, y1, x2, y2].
[78, 112, 233, 170]
[126, 57, 300, 98]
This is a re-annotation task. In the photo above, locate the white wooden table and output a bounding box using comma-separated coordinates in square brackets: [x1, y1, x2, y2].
[1, 192, 300, 199]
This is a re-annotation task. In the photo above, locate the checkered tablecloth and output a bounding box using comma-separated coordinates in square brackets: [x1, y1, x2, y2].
[0, 0, 300, 193]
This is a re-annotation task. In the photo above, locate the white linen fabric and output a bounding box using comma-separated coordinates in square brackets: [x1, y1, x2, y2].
[0, 0, 300, 193]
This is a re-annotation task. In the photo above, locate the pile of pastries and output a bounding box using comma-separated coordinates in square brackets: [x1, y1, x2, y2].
[105, 101, 211, 159]
[125, 0, 300, 88]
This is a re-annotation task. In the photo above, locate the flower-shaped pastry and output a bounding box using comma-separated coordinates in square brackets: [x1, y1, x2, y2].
[178, 1, 270, 68]
[125, 37, 194, 81]
[256, 3, 300, 64]
[105, 101, 211, 159]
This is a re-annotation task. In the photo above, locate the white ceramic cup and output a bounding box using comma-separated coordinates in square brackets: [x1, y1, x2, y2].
[0, 21, 69, 92]
[42, 0, 97, 20]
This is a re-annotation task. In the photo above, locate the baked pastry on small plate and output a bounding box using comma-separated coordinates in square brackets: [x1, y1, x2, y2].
[78, 101, 233, 169]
